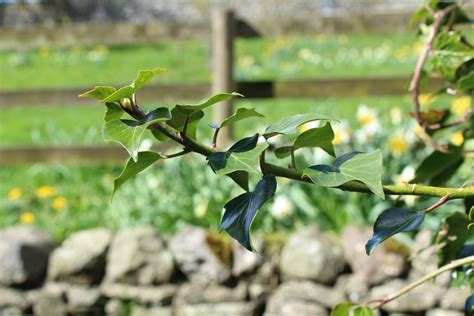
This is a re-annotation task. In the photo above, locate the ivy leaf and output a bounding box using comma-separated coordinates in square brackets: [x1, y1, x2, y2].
[275, 122, 335, 158]
[78, 86, 117, 100]
[221, 175, 277, 250]
[465, 294, 474, 316]
[215, 142, 267, 178]
[413, 146, 463, 185]
[113, 151, 163, 198]
[365, 207, 425, 255]
[303, 150, 384, 199]
[102, 67, 167, 103]
[437, 212, 470, 266]
[152, 108, 204, 141]
[210, 107, 264, 129]
[103, 103, 171, 161]
[459, 71, 474, 91]
[331, 303, 375, 316]
[175, 92, 243, 115]
[264, 113, 336, 138]
[228, 133, 259, 152]
[227, 171, 250, 192]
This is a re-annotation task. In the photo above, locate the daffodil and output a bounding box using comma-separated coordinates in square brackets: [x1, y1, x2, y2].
[389, 134, 409, 156]
[35, 186, 57, 198]
[8, 187, 22, 201]
[20, 212, 35, 224]
[451, 96, 471, 116]
[52, 197, 67, 210]
[450, 131, 464, 146]
[357, 105, 377, 126]
[332, 122, 352, 145]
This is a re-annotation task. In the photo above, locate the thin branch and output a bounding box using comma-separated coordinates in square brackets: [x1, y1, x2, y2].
[290, 146, 296, 169]
[164, 148, 191, 159]
[181, 115, 190, 137]
[426, 195, 449, 212]
[212, 128, 221, 149]
[370, 255, 474, 309]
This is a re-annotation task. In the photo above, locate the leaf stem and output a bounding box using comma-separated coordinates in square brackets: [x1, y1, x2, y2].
[165, 148, 191, 159]
[290, 146, 296, 169]
[212, 128, 221, 149]
[370, 255, 474, 309]
[426, 195, 449, 213]
[181, 115, 190, 137]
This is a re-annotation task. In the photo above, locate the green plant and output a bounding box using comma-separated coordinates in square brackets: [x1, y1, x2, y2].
[81, 1, 473, 315]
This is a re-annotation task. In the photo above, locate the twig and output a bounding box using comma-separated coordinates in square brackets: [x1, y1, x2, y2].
[290, 146, 296, 169]
[181, 115, 190, 137]
[212, 128, 221, 149]
[426, 195, 449, 213]
[370, 255, 474, 309]
[164, 148, 191, 159]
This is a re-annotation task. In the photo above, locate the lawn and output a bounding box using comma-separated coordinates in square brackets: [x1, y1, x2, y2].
[0, 32, 420, 91]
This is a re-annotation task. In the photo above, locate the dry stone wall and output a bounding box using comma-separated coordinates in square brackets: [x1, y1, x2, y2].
[0, 224, 468, 316]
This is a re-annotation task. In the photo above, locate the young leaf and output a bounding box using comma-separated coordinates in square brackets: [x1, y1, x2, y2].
[365, 207, 425, 255]
[152, 108, 205, 141]
[175, 92, 243, 115]
[221, 175, 277, 250]
[264, 113, 335, 138]
[102, 67, 167, 103]
[215, 142, 268, 177]
[210, 107, 264, 129]
[78, 86, 117, 100]
[103, 103, 171, 161]
[436, 212, 470, 266]
[304, 150, 385, 199]
[113, 151, 163, 198]
[331, 303, 375, 316]
[274, 122, 335, 158]
[465, 294, 474, 316]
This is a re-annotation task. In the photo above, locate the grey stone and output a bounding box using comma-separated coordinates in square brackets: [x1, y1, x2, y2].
[32, 293, 66, 316]
[232, 239, 264, 277]
[0, 288, 27, 310]
[175, 282, 248, 305]
[441, 287, 472, 311]
[369, 279, 443, 312]
[105, 299, 127, 316]
[0, 307, 23, 316]
[426, 309, 463, 316]
[101, 283, 176, 305]
[0, 226, 53, 287]
[341, 225, 406, 285]
[264, 299, 328, 316]
[335, 273, 369, 302]
[131, 305, 173, 316]
[267, 281, 345, 309]
[105, 226, 174, 285]
[48, 228, 112, 285]
[248, 283, 270, 302]
[169, 226, 231, 285]
[280, 225, 345, 283]
[66, 285, 101, 312]
[175, 302, 258, 316]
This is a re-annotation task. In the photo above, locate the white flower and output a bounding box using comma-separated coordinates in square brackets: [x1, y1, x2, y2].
[390, 107, 402, 125]
[270, 196, 294, 220]
[393, 166, 415, 185]
[357, 105, 380, 138]
[333, 121, 352, 145]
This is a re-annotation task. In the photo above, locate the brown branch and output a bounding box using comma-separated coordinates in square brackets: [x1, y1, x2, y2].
[426, 195, 449, 213]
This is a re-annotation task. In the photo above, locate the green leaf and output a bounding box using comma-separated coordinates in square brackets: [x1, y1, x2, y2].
[215, 142, 268, 177]
[413, 146, 463, 185]
[228, 133, 259, 153]
[303, 150, 385, 199]
[211, 107, 264, 129]
[152, 108, 205, 141]
[102, 67, 167, 103]
[113, 151, 163, 198]
[465, 294, 474, 316]
[103, 103, 171, 161]
[331, 303, 375, 316]
[78, 86, 117, 100]
[459, 71, 474, 91]
[274, 122, 335, 158]
[437, 212, 470, 266]
[221, 175, 277, 250]
[175, 92, 243, 115]
[227, 171, 250, 192]
[264, 113, 335, 138]
[365, 207, 425, 255]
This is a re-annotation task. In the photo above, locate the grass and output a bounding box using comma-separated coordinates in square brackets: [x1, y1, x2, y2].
[0, 32, 420, 91]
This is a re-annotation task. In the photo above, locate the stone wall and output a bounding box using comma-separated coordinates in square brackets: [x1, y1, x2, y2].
[0, 224, 468, 316]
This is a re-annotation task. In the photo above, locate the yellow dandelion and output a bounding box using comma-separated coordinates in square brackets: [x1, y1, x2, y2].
[52, 197, 67, 210]
[419, 94, 434, 107]
[389, 134, 408, 156]
[451, 96, 471, 116]
[450, 131, 464, 146]
[8, 187, 22, 201]
[20, 212, 35, 225]
[35, 185, 57, 198]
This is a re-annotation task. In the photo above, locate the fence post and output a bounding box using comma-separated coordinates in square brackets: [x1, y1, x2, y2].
[211, 7, 235, 148]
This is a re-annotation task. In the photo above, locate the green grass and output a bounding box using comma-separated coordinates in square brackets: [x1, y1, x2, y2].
[0, 95, 421, 146]
[0, 32, 419, 91]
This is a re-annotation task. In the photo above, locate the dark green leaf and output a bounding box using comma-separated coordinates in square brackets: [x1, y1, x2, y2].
[175, 92, 243, 115]
[227, 171, 250, 192]
[113, 151, 163, 198]
[208, 152, 231, 171]
[152, 108, 205, 141]
[102, 67, 167, 102]
[304, 150, 384, 199]
[366, 207, 425, 255]
[413, 146, 463, 184]
[264, 113, 336, 138]
[211, 107, 264, 129]
[459, 71, 474, 91]
[437, 212, 470, 266]
[78, 86, 117, 100]
[466, 294, 474, 316]
[103, 103, 171, 161]
[221, 175, 277, 250]
[228, 134, 259, 153]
